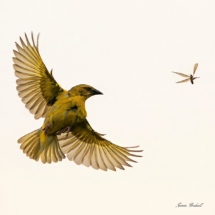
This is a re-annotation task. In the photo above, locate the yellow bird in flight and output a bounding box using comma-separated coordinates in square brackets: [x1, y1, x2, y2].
[172, 63, 199, 84]
[13, 33, 142, 171]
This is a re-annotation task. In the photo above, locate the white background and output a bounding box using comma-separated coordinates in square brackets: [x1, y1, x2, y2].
[0, 0, 215, 214]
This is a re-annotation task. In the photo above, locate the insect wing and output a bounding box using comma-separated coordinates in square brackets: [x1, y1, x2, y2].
[193, 63, 198, 75]
[176, 78, 190, 83]
[172, 72, 190, 77]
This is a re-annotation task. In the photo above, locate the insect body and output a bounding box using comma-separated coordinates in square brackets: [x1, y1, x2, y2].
[172, 63, 199, 84]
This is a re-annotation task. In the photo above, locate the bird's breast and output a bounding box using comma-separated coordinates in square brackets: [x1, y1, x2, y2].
[46, 107, 86, 134]
[43, 98, 87, 134]
[64, 107, 86, 124]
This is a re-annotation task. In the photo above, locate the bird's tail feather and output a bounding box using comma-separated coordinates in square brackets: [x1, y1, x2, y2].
[18, 128, 65, 163]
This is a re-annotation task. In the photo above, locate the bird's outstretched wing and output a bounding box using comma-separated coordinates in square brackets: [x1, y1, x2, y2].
[176, 78, 190, 83]
[13, 33, 64, 119]
[193, 63, 198, 75]
[172, 72, 189, 77]
[58, 120, 142, 171]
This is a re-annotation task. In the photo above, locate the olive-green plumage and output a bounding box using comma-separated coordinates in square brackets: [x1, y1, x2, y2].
[14, 33, 142, 171]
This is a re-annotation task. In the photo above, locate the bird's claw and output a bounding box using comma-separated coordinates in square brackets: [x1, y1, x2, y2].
[57, 126, 71, 139]
[43, 123, 51, 135]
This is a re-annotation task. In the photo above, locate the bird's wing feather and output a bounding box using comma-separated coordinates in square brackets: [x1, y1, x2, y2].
[193, 63, 198, 75]
[176, 78, 190, 83]
[172, 72, 190, 77]
[58, 120, 142, 171]
[13, 33, 64, 119]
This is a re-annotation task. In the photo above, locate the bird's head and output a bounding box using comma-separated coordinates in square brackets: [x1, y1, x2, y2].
[69, 84, 103, 100]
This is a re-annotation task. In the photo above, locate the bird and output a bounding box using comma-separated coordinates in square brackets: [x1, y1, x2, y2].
[13, 32, 142, 171]
[172, 63, 199, 84]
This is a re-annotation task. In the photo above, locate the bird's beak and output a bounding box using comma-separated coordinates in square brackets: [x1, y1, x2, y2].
[91, 89, 103, 95]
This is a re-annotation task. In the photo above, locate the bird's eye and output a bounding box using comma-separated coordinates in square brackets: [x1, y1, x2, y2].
[84, 87, 91, 91]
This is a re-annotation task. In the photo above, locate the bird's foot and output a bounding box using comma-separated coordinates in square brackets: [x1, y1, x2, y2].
[57, 126, 71, 139]
[43, 123, 51, 135]
[57, 127, 68, 135]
